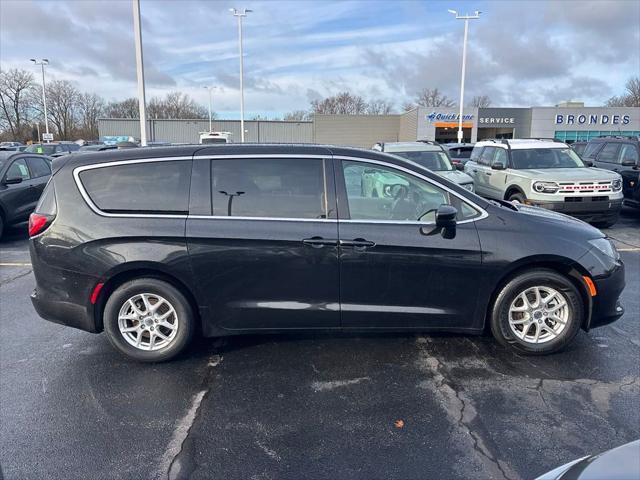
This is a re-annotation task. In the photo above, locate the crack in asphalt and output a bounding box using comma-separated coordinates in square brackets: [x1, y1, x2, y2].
[0, 269, 33, 286]
[163, 354, 223, 480]
[415, 337, 518, 480]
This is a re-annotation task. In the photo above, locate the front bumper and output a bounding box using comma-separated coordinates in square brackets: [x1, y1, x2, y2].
[527, 198, 623, 222]
[589, 261, 625, 329]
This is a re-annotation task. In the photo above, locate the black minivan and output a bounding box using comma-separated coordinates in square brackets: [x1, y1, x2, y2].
[29, 145, 625, 361]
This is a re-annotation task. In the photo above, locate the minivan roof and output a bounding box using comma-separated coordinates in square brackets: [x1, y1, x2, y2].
[55, 143, 406, 172]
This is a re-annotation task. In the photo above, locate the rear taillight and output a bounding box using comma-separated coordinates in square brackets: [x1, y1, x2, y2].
[28, 213, 53, 237]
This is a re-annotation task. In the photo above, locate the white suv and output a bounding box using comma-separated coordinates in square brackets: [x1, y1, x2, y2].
[464, 139, 624, 227]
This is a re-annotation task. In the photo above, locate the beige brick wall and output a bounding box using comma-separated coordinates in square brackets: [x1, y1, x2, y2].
[399, 109, 418, 141]
[313, 114, 400, 148]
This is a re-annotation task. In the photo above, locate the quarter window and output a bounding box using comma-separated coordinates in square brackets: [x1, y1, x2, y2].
[79, 160, 191, 214]
[211, 158, 327, 219]
[342, 160, 479, 222]
[26, 157, 51, 178]
[6, 159, 30, 181]
[596, 143, 620, 163]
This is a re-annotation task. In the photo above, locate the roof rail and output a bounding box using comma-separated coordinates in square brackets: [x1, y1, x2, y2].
[524, 137, 564, 142]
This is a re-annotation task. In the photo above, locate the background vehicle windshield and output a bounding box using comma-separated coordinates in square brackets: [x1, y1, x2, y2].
[511, 148, 585, 169]
[25, 144, 56, 155]
[391, 150, 454, 171]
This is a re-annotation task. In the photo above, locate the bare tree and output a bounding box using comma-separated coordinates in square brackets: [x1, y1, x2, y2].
[469, 95, 491, 108]
[402, 102, 417, 112]
[414, 88, 455, 108]
[311, 91, 368, 115]
[77, 92, 105, 139]
[148, 92, 207, 119]
[606, 76, 640, 107]
[32, 80, 80, 140]
[105, 98, 139, 118]
[366, 99, 394, 115]
[0, 68, 35, 140]
[283, 110, 312, 121]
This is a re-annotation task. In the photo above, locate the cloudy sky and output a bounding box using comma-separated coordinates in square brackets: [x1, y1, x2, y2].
[1, 0, 639, 118]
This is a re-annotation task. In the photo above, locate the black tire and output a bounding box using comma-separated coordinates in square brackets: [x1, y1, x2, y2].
[592, 215, 619, 229]
[507, 192, 526, 203]
[490, 269, 583, 355]
[103, 278, 195, 362]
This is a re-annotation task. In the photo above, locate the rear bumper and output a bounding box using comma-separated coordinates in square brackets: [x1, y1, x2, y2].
[528, 198, 623, 222]
[30, 288, 98, 333]
[589, 262, 625, 329]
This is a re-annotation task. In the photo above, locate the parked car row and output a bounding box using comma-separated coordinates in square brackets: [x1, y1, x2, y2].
[376, 136, 638, 228]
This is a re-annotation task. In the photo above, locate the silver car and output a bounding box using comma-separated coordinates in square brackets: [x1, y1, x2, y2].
[372, 141, 475, 192]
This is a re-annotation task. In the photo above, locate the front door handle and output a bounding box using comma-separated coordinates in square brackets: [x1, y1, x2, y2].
[485, 171, 492, 176]
[302, 237, 338, 248]
[339, 238, 376, 248]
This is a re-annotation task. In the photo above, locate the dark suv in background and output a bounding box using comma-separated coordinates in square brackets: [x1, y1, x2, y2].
[29, 145, 625, 362]
[583, 136, 640, 209]
[0, 151, 52, 237]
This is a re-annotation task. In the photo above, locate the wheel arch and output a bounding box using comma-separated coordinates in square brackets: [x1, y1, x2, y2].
[483, 255, 593, 333]
[504, 184, 526, 200]
[93, 263, 201, 334]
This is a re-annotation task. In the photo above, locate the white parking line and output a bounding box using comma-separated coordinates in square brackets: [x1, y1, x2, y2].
[618, 248, 640, 252]
[0, 262, 32, 267]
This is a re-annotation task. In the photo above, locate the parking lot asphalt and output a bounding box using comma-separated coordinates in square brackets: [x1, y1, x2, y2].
[0, 207, 638, 480]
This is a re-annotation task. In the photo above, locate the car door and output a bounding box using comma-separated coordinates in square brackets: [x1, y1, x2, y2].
[594, 143, 620, 171]
[186, 155, 340, 331]
[335, 157, 484, 330]
[1, 158, 36, 223]
[471, 147, 495, 197]
[25, 156, 51, 198]
[485, 147, 509, 199]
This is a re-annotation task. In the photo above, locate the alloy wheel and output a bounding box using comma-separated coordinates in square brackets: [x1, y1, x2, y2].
[117, 293, 179, 351]
[508, 286, 569, 344]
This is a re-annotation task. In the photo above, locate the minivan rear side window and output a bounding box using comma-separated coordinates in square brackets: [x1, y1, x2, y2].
[79, 160, 191, 214]
[211, 158, 327, 219]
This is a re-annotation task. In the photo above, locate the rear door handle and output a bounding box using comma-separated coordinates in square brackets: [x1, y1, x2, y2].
[339, 238, 376, 248]
[302, 237, 338, 248]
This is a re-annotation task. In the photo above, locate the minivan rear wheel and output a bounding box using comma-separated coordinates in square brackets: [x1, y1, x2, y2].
[103, 278, 195, 362]
[490, 269, 583, 355]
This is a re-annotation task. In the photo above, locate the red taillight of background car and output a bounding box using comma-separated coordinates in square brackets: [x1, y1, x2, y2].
[28, 213, 52, 237]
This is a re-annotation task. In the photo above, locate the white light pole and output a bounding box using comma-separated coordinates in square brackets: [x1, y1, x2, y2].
[448, 9, 481, 143]
[30, 58, 50, 142]
[230, 7, 252, 142]
[204, 86, 216, 132]
[132, 0, 148, 146]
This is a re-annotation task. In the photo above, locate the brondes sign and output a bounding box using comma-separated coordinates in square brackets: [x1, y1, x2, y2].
[555, 113, 631, 126]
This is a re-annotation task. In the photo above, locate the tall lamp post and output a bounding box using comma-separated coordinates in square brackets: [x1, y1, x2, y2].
[448, 9, 481, 143]
[132, 0, 148, 146]
[204, 86, 216, 132]
[230, 8, 252, 143]
[30, 58, 50, 142]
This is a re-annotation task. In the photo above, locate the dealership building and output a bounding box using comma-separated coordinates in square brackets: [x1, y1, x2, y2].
[98, 103, 640, 147]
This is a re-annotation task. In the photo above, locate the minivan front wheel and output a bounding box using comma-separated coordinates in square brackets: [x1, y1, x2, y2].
[103, 278, 195, 362]
[490, 269, 583, 355]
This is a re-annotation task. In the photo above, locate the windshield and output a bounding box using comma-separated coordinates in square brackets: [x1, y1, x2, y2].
[25, 144, 56, 155]
[391, 150, 454, 171]
[511, 148, 585, 169]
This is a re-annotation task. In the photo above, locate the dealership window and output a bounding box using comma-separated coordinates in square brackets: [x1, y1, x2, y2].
[79, 160, 192, 214]
[211, 158, 327, 219]
[555, 130, 640, 142]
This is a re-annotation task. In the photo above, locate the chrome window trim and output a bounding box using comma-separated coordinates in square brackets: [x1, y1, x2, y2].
[73, 156, 193, 219]
[73, 153, 489, 223]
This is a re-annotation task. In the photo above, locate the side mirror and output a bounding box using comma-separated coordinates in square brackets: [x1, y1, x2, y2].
[491, 162, 506, 170]
[583, 159, 594, 167]
[453, 162, 464, 171]
[621, 159, 637, 167]
[4, 176, 23, 185]
[436, 204, 457, 239]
